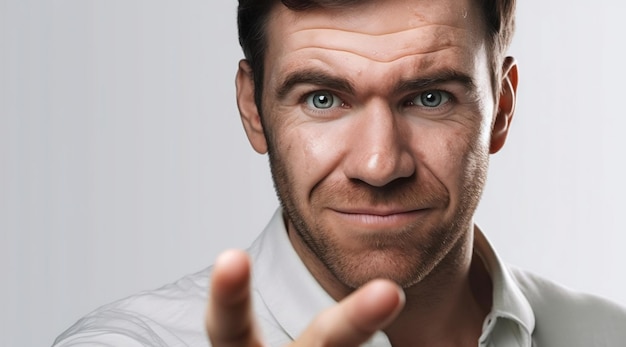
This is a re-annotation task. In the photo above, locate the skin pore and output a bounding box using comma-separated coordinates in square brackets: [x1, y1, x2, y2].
[236, 0, 517, 345]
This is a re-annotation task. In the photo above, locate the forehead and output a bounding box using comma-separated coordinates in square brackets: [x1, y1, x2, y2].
[261, 0, 491, 98]
[267, 0, 485, 57]
[264, 0, 487, 64]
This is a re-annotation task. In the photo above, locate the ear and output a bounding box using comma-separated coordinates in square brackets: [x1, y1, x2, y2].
[236, 59, 268, 154]
[490, 56, 518, 154]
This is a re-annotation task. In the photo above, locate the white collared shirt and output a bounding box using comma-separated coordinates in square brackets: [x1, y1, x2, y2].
[54, 208, 626, 346]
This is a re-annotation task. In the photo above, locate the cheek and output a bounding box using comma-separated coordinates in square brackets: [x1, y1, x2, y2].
[424, 123, 490, 190]
[449, 130, 491, 204]
[427, 132, 467, 182]
[280, 124, 346, 199]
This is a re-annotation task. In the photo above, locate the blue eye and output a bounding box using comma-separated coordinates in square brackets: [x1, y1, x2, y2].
[305, 91, 342, 109]
[412, 91, 451, 108]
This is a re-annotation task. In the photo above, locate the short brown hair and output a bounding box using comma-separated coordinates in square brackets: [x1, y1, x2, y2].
[237, 0, 516, 108]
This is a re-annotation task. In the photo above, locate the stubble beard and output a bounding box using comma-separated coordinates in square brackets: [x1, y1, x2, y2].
[266, 138, 489, 291]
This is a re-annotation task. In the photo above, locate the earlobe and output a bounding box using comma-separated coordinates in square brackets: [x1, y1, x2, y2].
[236, 59, 268, 154]
[490, 56, 518, 154]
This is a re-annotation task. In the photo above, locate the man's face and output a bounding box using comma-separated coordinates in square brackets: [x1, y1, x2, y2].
[239, 0, 513, 290]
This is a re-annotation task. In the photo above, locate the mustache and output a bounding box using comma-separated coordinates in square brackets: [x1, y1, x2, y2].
[313, 175, 450, 208]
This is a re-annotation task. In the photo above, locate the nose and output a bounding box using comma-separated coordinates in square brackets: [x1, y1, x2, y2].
[343, 100, 416, 187]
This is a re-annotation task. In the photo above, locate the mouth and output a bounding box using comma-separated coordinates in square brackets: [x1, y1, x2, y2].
[329, 207, 429, 230]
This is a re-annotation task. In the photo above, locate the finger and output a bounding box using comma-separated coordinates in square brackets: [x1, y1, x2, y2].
[206, 249, 261, 347]
[295, 279, 405, 347]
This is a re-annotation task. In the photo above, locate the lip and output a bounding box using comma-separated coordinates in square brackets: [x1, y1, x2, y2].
[329, 207, 429, 229]
[333, 206, 421, 216]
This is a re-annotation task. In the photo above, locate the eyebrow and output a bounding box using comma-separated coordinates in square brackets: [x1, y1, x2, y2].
[275, 68, 477, 100]
[395, 69, 477, 94]
[276, 70, 355, 100]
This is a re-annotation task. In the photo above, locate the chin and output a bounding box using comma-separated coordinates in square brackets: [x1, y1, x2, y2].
[324, 248, 437, 289]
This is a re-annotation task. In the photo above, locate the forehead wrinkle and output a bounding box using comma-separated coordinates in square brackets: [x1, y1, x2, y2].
[274, 46, 478, 97]
[288, 26, 472, 63]
[293, 23, 465, 37]
[290, 45, 456, 64]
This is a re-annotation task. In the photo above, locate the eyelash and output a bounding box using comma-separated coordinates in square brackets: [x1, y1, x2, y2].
[403, 90, 456, 110]
[301, 90, 349, 111]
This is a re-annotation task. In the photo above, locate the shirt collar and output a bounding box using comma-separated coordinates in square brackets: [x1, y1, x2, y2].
[251, 209, 535, 346]
[474, 225, 535, 346]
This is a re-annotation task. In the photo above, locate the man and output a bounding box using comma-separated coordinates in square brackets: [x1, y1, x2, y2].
[54, 0, 626, 346]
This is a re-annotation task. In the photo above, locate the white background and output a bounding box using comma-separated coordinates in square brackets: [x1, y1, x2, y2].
[2, 1, 625, 346]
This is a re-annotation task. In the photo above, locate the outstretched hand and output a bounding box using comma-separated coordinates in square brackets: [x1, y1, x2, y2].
[206, 249, 405, 347]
